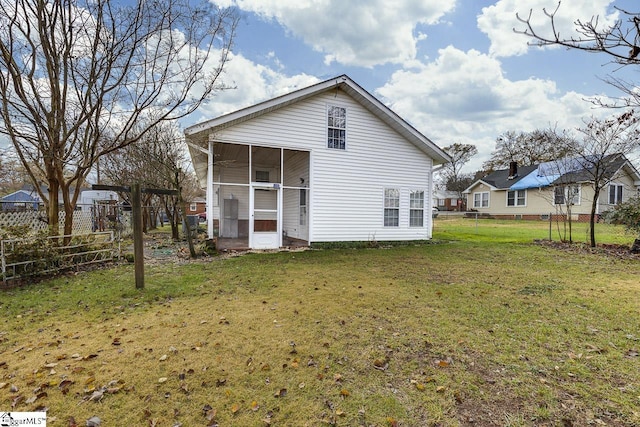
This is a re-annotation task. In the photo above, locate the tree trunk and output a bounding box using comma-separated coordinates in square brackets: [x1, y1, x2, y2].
[48, 179, 60, 236]
[589, 189, 599, 248]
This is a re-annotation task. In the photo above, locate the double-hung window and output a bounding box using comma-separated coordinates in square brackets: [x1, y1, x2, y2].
[506, 189, 526, 207]
[409, 190, 425, 227]
[473, 192, 489, 208]
[327, 105, 346, 150]
[555, 185, 580, 205]
[609, 183, 623, 205]
[384, 188, 400, 227]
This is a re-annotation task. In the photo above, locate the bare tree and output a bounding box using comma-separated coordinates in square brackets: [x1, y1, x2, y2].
[0, 0, 237, 237]
[571, 111, 640, 247]
[515, 2, 640, 107]
[0, 149, 30, 195]
[483, 128, 576, 172]
[439, 143, 477, 200]
[101, 121, 198, 242]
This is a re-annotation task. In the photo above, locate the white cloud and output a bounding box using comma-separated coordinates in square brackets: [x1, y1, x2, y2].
[376, 46, 607, 170]
[478, 0, 618, 57]
[182, 50, 319, 126]
[212, 0, 456, 67]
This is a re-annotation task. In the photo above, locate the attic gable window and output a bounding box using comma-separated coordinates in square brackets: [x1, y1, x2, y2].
[327, 105, 346, 150]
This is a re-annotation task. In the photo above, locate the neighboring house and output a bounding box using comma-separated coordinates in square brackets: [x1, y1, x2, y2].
[464, 154, 640, 220]
[78, 189, 119, 212]
[1, 189, 41, 211]
[187, 196, 207, 218]
[185, 75, 450, 249]
[433, 189, 465, 211]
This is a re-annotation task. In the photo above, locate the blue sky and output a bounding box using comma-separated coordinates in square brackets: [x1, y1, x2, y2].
[186, 0, 637, 172]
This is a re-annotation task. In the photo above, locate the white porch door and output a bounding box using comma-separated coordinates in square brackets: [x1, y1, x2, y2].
[249, 184, 281, 249]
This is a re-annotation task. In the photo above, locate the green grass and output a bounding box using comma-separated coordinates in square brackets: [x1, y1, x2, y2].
[434, 215, 636, 245]
[1, 220, 639, 426]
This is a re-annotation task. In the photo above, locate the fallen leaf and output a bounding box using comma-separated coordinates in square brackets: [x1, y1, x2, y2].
[158, 377, 168, 383]
[231, 403, 240, 414]
[86, 416, 101, 427]
[437, 360, 450, 367]
[274, 388, 287, 398]
[340, 389, 350, 397]
[436, 386, 446, 393]
[251, 401, 260, 411]
[159, 354, 168, 361]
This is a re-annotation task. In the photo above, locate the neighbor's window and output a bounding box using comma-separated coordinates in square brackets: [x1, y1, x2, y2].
[609, 183, 623, 204]
[506, 189, 526, 207]
[299, 189, 307, 226]
[555, 185, 580, 205]
[409, 190, 424, 227]
[384, 188, 400, 227]
[473, 192, 489, 208]
[554, 186, 565, 205]
[189, 203, 197, 212]
[327, 105, 346, 150]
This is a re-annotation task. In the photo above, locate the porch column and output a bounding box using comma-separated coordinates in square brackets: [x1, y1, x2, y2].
[207, 140, 214, 239]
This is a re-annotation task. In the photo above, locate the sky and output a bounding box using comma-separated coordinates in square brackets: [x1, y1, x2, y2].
[183, 0, 638, 173]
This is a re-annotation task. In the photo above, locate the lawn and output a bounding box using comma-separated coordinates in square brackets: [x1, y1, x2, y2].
[0, 218, 639, 426]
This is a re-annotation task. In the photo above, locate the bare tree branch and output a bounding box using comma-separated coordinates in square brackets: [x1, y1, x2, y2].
[0, 0, 237, 236]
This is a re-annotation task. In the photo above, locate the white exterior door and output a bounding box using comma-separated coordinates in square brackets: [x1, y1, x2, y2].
[249, 184, 281, 249]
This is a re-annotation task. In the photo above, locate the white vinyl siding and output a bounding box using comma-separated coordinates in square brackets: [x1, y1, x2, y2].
[212, 90, 434, 242]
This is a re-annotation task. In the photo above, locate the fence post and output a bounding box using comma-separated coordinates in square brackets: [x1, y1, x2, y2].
[1, 239, 5, 284]
[132, 183, 144, 290]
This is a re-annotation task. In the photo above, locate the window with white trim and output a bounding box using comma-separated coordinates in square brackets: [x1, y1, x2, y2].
[384, 188, 400, 227]
[409, 190, 425, 227]
[506, 189, 526, 207]
[327, 105, 346, 150]
[473, 191, 489, 208]
[554, 185, 580, 205]
[189, 203, 197, 212]
[609, 183, 623, 205]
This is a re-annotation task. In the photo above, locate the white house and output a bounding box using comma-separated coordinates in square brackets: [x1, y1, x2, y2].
[185, 75, 450, 249]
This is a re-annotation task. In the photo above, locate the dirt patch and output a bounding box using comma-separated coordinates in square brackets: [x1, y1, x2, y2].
[533, 239, 640, 260]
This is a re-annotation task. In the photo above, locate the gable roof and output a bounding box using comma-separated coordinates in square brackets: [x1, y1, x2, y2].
[468, 164, 539, 192]
[468, 153, 640, 193]
[185, 74, 450, 165]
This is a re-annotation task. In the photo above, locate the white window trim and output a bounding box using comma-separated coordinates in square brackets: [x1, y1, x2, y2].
[189, 202, 197, 212]
[608, 183, 624, 205]
[473, 191, 489, 208]
[554, 184, 581, 206]
[383, 188, 400, 227]
[327, 104, 347, 150]
[506, 189, 526, 207]
[409, 189, 425, 228]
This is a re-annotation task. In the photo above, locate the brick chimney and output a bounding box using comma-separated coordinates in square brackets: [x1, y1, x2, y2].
[508, 161, 518, 179]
